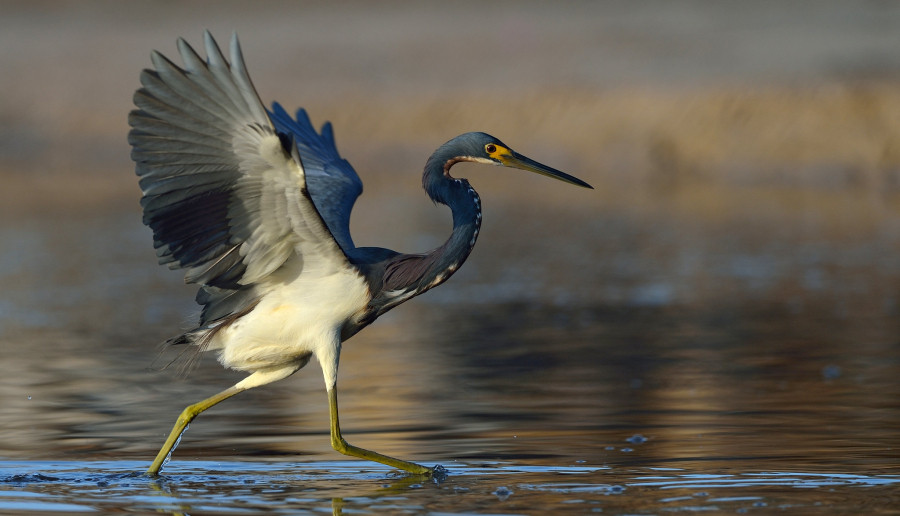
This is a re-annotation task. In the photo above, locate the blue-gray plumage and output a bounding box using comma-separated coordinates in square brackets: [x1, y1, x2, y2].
[128, 31, 592, 478]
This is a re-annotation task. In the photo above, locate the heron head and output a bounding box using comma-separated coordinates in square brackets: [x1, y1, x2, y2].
[455, 132, 592, 189]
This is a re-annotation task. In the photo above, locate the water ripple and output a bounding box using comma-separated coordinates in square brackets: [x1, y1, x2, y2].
[1, 461, 897, 514]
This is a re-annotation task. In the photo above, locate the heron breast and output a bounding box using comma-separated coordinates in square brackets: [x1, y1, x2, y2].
[213, 265, 370, 373]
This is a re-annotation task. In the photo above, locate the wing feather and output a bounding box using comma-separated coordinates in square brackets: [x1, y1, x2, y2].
[268, 103, 362, 254]
[129, 31, 352, 324]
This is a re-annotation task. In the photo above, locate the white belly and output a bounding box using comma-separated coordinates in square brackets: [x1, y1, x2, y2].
[208, 257, 370, 377]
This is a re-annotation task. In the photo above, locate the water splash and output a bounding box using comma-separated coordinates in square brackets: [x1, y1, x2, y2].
[160, 423, 188, 472]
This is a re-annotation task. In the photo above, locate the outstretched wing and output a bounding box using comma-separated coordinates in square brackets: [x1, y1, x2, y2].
[128, 31, 351, 321]
[268, 104, 362, 254]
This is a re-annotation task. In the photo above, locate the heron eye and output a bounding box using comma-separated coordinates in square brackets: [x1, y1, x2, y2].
[485, 144, 497, 154]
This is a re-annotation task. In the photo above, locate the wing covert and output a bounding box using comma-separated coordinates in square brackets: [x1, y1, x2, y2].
[268, 103, 363, 254]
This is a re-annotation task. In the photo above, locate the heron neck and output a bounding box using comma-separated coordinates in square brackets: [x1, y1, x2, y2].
[432, 177, 481, 269]
[412, 158, 483, 291]
[423, 154, 482, 250]
[442, 179, 482, 266]
[369, 163, 482, 319]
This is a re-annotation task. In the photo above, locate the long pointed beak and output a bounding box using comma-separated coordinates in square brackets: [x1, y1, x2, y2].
[500, 151, 593, 189]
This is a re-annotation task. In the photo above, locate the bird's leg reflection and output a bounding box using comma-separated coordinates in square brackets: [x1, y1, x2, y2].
[147, 385, 245, 475]
[327, 387, 433, 476]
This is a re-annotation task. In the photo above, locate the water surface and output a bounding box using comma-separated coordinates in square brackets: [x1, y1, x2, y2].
[1, 200, 898, 513]
[3, 460, 898, 514]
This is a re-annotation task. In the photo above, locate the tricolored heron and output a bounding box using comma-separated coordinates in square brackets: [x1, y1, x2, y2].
[128, 31, 592, 477]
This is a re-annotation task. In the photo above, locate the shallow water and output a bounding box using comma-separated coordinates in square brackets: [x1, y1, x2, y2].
[2, 460, 899, 514]
[1, 196, 899, 513]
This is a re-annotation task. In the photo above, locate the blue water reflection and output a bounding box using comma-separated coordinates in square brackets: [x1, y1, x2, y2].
[2, 460, 898, 514]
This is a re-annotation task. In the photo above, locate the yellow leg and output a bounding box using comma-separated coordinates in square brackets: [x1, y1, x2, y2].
[327, 387, 432, 476]
[147, 385, 244, 475]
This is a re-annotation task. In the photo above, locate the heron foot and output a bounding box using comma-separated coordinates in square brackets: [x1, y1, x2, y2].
[146, 385, 245, 475]
[331, 436, 433, 476]
[327, 386, 434, 476]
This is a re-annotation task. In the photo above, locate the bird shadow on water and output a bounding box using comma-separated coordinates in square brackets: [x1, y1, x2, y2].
[1, 459, 899, 514]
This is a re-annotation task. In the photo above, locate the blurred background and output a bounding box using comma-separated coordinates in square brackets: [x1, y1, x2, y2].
[0, 0, 898, 476]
